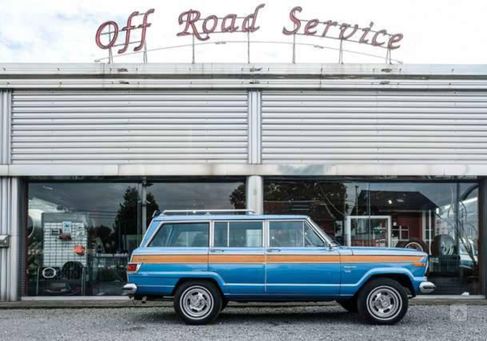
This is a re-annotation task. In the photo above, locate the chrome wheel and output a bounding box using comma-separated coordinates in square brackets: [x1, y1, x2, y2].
[366, 286, 402, 321]
[180, 286, 214, 320]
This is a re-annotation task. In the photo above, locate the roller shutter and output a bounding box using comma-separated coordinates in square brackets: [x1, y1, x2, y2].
[262, 90, 487, 164]
[11, 90, 248, 164]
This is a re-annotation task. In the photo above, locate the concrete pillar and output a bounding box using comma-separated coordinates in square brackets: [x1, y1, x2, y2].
[246, 175, 263, 214]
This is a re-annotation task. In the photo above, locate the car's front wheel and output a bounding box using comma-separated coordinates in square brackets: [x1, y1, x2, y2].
[173, 281, 222, 325]
[357, 278, 408, 325]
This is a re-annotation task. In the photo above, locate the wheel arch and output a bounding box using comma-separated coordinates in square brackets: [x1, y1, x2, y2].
[359, 272, 415, 297]
[354, 268, 416, 296]
[171, 276, 225, 297]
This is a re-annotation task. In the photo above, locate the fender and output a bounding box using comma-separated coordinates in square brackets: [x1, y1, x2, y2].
[170, 271, 226, 289]
[340, 267, 416, 296]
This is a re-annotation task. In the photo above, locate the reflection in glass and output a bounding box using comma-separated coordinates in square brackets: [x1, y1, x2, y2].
[269, 221, 305, 247]
[150, 223, 209, 247]
[228, 222, 262, 247]
[26, 179, 246, 296]
[214, 222, 229, 247]
[345, 216, 391, 247]
[27, 182, 140, 296]
[269, 221, 325, 247]
[146, 181, 246, 219]
[213, 221, 263, 247]
[264, 179, 480, 295]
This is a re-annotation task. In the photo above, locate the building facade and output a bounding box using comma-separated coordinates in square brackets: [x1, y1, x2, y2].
[0, 63, 486, 300]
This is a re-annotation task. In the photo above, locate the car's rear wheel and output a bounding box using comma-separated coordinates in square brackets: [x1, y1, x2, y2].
[174, 281, 222, 325]
[357, 278, 408, 325]
[336, 298, 357, 313]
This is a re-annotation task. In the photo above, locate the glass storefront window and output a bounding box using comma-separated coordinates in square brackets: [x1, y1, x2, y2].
[26, 179, 246, 296]
[27, 182, 140, 296]
[145, 181, 246, 218]
[264, 178, 481, 295]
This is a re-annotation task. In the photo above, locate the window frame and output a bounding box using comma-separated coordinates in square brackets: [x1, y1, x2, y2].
[210, 220, 264, 248]
[266, 219, 329, 248]
[147, 220, 210, 248]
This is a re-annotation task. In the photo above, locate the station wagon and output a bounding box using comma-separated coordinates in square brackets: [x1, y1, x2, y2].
[124, 209, 435, 325]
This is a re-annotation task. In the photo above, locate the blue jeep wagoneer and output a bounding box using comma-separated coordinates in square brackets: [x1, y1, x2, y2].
[124, 210, 435, 325]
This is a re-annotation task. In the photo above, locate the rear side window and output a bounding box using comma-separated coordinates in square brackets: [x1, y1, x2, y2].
[150, 222, 209, 247]
[269, 221, 325, 247]
[214, 221, 263, 247]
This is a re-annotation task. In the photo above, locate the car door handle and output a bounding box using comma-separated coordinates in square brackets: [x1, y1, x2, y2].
[210, 249, 225, 253]
[266, 248, 281, 252]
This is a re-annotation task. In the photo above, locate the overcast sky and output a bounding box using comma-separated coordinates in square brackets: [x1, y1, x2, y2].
[1, 0, 486, 64]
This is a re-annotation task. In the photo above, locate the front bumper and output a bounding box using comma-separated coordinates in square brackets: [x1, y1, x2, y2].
[419, 281, 436, 294]
[122, 283, 138, 296]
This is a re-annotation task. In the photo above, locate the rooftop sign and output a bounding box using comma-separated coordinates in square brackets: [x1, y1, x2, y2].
[94, 4, 404, 63]
[282, 6, 403, 50]
[177, 4, 266, 41]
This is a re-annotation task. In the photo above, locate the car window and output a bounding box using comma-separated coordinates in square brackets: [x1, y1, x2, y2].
[269, 221, 324, 247]
[214, 222, 228, 247]
[213, 221, 263, 247]
[149, 222, 209, 247]
[304, 222, 326, 247]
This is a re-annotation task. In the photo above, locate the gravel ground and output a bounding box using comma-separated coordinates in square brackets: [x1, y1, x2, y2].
[0, 304, 486, 341]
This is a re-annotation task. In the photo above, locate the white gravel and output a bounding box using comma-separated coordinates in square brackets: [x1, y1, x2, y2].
[0, 304, 486, 341]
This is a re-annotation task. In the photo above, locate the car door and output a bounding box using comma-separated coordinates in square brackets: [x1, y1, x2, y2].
[265, 220, 340, 296]
[208, 220, 265, 295]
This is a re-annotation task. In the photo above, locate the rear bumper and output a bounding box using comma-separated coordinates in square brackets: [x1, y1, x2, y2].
[122, 283, 138, 296]
[419, 281, 436, 294]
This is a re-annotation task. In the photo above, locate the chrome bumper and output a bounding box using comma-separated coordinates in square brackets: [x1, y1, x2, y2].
[122, 283, 138, 296]
[419, 281, 436, 294]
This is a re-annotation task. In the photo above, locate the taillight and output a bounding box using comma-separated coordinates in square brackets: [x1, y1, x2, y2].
[127, 263, 140, 273]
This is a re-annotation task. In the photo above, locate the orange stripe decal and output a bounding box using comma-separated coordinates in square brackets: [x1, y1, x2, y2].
[132, 254, 424, 265]
[132, 254, 208, 264]
[209, 254, 265, 264]
[341, 255, 423, 263]
[267, 255, 340, 263]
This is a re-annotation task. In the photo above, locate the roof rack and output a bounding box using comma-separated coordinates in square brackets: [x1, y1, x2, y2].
[160, 209, 255, 216]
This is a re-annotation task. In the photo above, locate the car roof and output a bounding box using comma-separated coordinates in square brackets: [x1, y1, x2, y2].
[153, 214, 310, 221]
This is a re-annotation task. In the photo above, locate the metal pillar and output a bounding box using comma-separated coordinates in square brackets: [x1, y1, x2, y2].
[141, 178, 148, 235]
[248, 90, 262, 165]
[246, 175, 263, 215]
[246, 89, 263, 215]
[479, 178, 487, 297]
[0, 177, 21, 301]
[1, 91, 11, 164]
